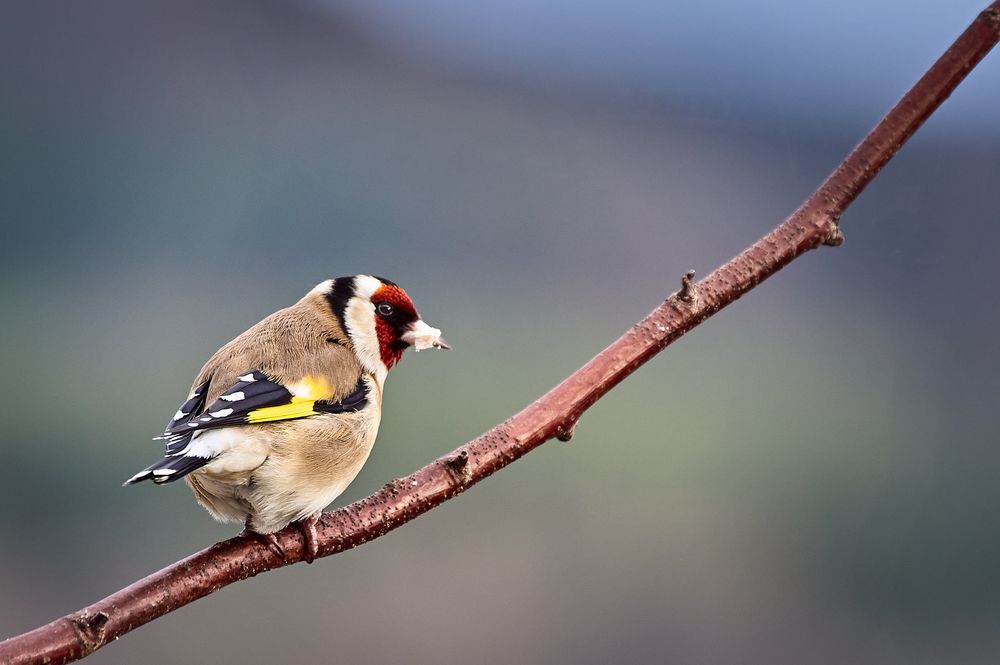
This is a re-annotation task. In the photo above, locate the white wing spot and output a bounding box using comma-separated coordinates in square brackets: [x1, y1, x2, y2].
[209, 408, 234, 418]
[152, 468, 177, 476]
[188, 422, 199, 428]
[173, 410, 188, 421]
[200, 417, 212, 422]
[237, 373, 256, 383]
[220, 391, 245, 402]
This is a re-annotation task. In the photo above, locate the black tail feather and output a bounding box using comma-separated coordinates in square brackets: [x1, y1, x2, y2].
[123, 454, 211, 486]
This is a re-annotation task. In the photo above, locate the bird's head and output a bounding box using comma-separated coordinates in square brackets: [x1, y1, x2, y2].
[317, 275, 449, 375]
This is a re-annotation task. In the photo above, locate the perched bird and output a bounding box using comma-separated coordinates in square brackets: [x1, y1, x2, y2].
[126, 275, 449, 559]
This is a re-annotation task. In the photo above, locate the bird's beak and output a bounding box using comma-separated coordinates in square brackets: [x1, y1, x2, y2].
[402, 319, 451, 351]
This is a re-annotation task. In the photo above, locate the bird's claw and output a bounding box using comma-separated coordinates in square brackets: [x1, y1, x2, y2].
[241, 522, 287, 560]
[298, 512, 321, 564]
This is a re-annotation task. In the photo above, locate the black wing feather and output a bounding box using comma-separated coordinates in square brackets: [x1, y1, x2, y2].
[160, 381, 209, 456]
[163, 371, 294, 437]
[315, 382, 369, 413]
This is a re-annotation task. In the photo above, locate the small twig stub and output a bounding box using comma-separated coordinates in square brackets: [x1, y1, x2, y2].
[823, 226, 845, 247]
[678, 270, 697, 303]
[555, 422, 576, 442]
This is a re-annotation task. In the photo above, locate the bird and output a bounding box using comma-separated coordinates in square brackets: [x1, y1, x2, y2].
[125, 275, 449, 560]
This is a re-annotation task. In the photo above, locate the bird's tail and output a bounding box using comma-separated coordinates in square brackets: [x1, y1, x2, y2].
[123, 454, 210, 486]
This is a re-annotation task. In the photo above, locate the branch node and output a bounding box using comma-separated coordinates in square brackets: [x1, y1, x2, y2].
[443, 449, 471, 483]
[823, 225, 845, 247]
[555, 422, 577, 442]
[69, 611, 109, 656]
[678, 270, 697, 303]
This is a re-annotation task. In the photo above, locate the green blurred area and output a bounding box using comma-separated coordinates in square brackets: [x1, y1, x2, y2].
[2, 2, 999, 663]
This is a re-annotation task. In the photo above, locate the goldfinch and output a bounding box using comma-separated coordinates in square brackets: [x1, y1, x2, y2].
[126, 275, 449, 558]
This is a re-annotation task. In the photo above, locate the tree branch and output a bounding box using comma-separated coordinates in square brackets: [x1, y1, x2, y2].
[3, 3, 999, 663]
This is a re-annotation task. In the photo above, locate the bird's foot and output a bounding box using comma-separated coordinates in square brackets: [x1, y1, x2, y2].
[298, 512, 322, 564]
[241, 521, 286, 561]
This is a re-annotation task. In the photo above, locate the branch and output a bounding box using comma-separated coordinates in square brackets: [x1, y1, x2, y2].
[3, 4, 999, 663]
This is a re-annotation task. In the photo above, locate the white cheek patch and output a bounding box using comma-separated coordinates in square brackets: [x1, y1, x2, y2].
[344, 296, 386, 378]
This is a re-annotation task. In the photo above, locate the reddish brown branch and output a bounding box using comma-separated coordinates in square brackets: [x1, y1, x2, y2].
[3, 4, 999, 664]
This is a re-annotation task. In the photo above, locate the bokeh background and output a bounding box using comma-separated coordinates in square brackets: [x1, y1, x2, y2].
[2, 1, 999, 663]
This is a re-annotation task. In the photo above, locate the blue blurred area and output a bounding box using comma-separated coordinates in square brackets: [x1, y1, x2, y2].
[1, 1, 999, 663]
[323, 0, 999, 138]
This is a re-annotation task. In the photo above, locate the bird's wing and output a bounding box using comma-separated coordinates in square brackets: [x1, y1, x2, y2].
[164, 369, 369, 438]
[124, 370, 369, 485]
[166, 316, 367, 454]
[159, 382, 211, 454]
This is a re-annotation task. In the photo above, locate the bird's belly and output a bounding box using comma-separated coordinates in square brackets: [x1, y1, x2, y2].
[244, 410, 381, 533]
[183, 428, 273, 524]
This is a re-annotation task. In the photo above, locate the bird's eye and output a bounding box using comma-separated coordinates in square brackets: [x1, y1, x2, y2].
[376, 302, 394, 318]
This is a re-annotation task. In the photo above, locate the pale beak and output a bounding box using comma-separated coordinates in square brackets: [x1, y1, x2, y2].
[402, 319, 451, 351]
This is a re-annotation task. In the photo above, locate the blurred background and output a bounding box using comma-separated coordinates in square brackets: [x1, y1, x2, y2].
[2, 1, 999, 662]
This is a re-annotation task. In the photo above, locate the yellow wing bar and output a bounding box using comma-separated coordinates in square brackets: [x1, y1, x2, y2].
[246, 397, 318, 424]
